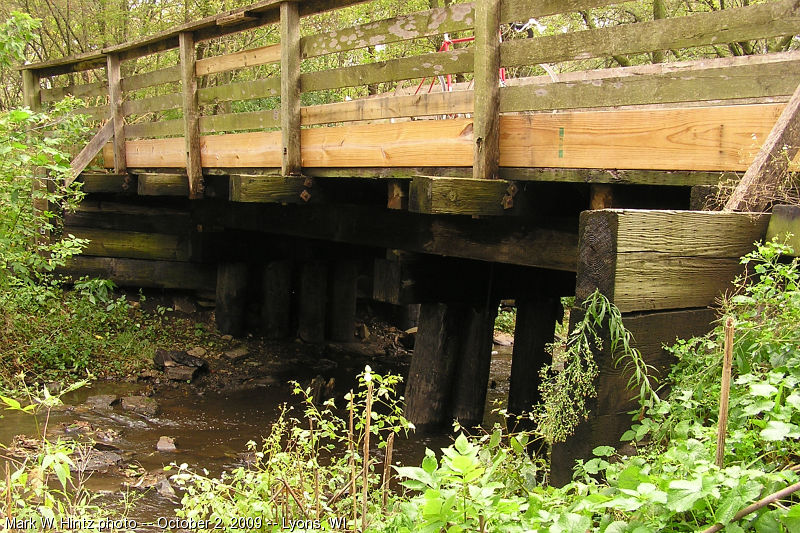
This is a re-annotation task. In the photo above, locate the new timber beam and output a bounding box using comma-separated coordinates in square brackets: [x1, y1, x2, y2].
[103, 105, 800, 172]
[576, 209, 770, 312]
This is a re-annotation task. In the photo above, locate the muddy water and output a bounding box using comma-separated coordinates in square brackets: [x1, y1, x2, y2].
[0, 346, 513, 525]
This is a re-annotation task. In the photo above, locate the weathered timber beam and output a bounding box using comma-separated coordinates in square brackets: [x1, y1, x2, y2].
[212, 203, 578, 271]
[725, 82, 800, 212]
[69, 121, 114, 186]
[121, 65, 181, 93]
[576, 209, 770, 312]
[78, 173, 131, 193]
[67, 226, 192, 261]
[409, 176, 510, 216]
[137, 173, 190, 196]
[58, 256, 214, 290]
[501, 0, 800, 68]
[766, 204, 800, 257]
[64, 200, 192, 234]
[42, 80, 107, 103]
[500, 56, 800, 113]
[372, 255, 575, 304]
[229, 175, 314, 203]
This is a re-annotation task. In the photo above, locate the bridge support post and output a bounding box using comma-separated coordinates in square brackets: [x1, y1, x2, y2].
[262, 260, 292, 339]
[216, 262, 249, 337]
[507, 297, 561, 439]
[404, 303, 464, 431]
[298, 261, 327, 343]
[329, 259, 358, 342]
[450, 302, 497, 428]
[550, 307, 716, 486]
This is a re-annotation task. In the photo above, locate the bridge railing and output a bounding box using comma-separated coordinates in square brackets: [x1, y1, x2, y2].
[19, 0, 800, 200]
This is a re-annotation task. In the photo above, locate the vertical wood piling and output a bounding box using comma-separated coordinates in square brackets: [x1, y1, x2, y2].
[450, 303, 497, 428]
[262, 260, 293, 339]
[404, 303, 464, 431]
[329, 259, 358, 342]
[507, 298, 561, 433]
[298, 261, 327, 343]
[216, 262, 249, 337]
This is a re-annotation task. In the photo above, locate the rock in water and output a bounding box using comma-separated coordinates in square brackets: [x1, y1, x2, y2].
[85, 394, 118, 410]
[156, 436, 177, 452]
[120, 396, 159, 417]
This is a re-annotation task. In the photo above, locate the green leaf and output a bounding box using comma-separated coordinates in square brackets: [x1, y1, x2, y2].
[454, 433, 470, 454]
[422, 453, 438, 474]
[716, 481, 762, 524]
[782, 504, 800, 531]
[593, 445, 616, 457]
[0, 396, 21, 410]
[666, 478, 705, 512]
[760, 421, 799, 441]
[750, 383, 778, 397]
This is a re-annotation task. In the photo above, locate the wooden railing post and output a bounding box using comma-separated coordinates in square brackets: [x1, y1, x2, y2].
[180, 31, 204, 199]
[22, 68, 51, 241]
[280, 0, 302, 176]
[473, 0, 502, 180]
[21, 69, 41, 112]
[106, 53, 127, 174]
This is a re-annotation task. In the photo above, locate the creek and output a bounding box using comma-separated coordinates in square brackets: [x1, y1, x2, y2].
[0, 344, 513, 527]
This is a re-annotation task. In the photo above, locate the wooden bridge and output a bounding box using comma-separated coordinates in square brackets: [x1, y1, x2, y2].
[20, 0, 800, 484]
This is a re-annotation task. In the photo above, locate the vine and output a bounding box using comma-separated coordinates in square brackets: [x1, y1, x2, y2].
[536, 289, 659, 443]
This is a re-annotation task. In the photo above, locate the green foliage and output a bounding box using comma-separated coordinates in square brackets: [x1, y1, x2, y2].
[0, 96, 90, 300]
[536, 290, 658, 444]
[494, 307, 516, 335]
[172, 367, 412, 530]
[0, 12, 39, 68]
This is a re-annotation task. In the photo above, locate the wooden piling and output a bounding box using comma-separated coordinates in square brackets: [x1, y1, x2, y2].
[262, 260, 292, 339]
[298, 261, 327, 343]
[404, 303, 464, 431]
[329, 259, 358, 342]
[216, 262, 249, 337]
[507, 298, 561, 433]
[450, 303, 497, 428]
